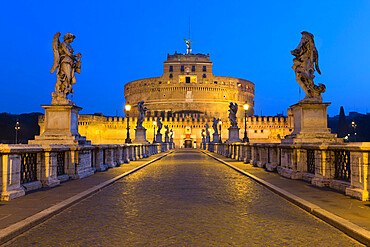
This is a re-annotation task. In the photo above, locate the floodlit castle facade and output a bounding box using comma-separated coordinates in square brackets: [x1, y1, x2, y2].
[39, 46, 293, 147]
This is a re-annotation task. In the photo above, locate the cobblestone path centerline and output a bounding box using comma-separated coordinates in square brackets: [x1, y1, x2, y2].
[4, 150, 363, 246]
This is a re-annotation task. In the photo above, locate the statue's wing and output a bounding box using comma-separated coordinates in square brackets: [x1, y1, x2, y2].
[314, 50, 321, 75]
[50, 32, 61, 73]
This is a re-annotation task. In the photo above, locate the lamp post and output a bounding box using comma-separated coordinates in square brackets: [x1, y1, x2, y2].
[153, 121, 157, 143]
[243, 103, 249, 142]
[125, 104, 131, 143]
[15, 120, 20, 144]
[218, 120, 222, 143]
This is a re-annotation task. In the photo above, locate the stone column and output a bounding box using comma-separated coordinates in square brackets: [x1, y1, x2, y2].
[0, 153, 25, 201]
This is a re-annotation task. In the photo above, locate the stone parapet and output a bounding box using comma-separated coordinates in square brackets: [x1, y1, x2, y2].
[203, 142, 370, 201]
[0, 143, 173, 201]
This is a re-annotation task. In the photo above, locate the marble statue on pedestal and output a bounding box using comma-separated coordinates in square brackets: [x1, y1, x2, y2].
[281, 31, 340, 145]
[156, 117, 163, 134]
[29, 32, 90, 146]
[201, 129, 206, 144]
[212, 117, 219, 135]
[228, 102, 238, 127]
[134, 101, 149, 144]
[169, 129, 174, 143]
[136, 101, 147, 129]
[205, 123, 211, 143]
[51, 32, 81, 105]
[164, 125, 170, 142]
[291, 31, 325, 103]
[155, 117, 163, 143]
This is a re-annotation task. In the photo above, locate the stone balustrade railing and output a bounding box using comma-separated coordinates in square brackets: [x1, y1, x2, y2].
[0, 143, 174, 201]
[202, 142, 370, 201]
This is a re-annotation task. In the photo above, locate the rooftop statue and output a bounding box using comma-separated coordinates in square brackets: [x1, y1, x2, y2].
[291, 31, 325, 103]
[51, 32, 81, 104]
[156, 117, 163, 134]
[228, 102, 238, 127]
[212, 117, 219, 135]
[137, 101, 147, 129]
[184, 39, 193, 54]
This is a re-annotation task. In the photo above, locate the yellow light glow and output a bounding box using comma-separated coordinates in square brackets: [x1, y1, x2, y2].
[219, 121, 222, 125]
[125, 105, 131, 111]
[243, 104, 249, 110]
[153, 121, 157, 126]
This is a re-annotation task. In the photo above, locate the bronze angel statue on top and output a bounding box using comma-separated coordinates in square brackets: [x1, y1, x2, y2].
[291, 31, 325, 102]
[51, 32, 81, 103]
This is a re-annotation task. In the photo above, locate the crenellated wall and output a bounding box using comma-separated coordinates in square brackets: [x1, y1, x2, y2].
[39, 113, 293, 147]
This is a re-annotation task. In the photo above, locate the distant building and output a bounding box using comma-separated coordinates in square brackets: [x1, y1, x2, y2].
[39, 46, 293, 147]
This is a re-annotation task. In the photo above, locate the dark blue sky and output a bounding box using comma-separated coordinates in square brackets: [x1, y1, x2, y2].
[1, 1, 369, 116]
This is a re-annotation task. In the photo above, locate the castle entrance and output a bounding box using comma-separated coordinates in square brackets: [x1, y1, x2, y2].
[183, 126, 193, 148]
[184, 139, 192, 148]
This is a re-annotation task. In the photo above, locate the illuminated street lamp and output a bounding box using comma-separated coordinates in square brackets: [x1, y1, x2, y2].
[218, 120, 222, 143]
[243, 103, 249, 142]
[351, 121, 357, 142]
[153, 121, 157, 143]
[125, 104, 131, 143]
[15, 120, 20, 144]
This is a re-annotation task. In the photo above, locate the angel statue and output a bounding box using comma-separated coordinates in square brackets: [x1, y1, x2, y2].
[205, 123, 210, 137]
[165, 125, 170, 135]
[212, 117, 219, 135]
[291, 31, 325, 102]
[50, 32, 81, 104]
[136, 101, 147, 129]
[228, 102, 238, 127]
[156, 117, 163, 134]
[184, 39, 193, 54]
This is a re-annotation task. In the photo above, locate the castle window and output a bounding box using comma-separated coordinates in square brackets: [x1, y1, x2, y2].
[192, 66, 195, 72]
[169, 66, 173, 72]
[186, 77, 190, 83]
[237, 83, 242, 87]
[159, 81, 162, 84]
[203, 74, 206, 78]
[254, 130, 257, 133]
[214, 81, 217, 84]
[181, 66, 184, 72]
[169, 74, 173, 78]
[151, 82, 154, 85]
[203, 66, 207, 72]
[261, 130, 264, 133]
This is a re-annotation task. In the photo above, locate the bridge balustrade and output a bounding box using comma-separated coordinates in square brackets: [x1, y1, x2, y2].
[203, 142, 370, 201]
[0, 142, 172, 201]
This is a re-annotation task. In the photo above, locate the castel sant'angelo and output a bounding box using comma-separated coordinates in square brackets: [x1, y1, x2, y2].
[70, 41, 293, 147]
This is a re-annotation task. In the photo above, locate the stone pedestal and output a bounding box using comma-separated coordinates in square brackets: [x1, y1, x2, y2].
[134, 127, 149, 144]
[29, 104, 90, 145]
[155, 133, 163, 143]
[226, 127, 241, 143]
[212, 133, 220, 143]
[282, 102, 340, 144]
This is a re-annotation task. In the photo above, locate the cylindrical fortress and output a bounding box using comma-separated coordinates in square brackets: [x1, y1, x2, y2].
[124, 53, 255, 119]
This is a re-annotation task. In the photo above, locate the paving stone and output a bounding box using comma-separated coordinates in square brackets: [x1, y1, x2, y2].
[4, 150, 363, 246]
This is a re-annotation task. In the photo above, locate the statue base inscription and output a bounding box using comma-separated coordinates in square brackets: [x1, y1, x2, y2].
[226, 126, 241, 143]
[282, 102, 340, 144]
[29, 104, 90, 145]
[134, 127, 149, 144]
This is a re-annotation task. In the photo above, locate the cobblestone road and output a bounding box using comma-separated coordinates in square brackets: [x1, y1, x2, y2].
[4, 150, 363, 246]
